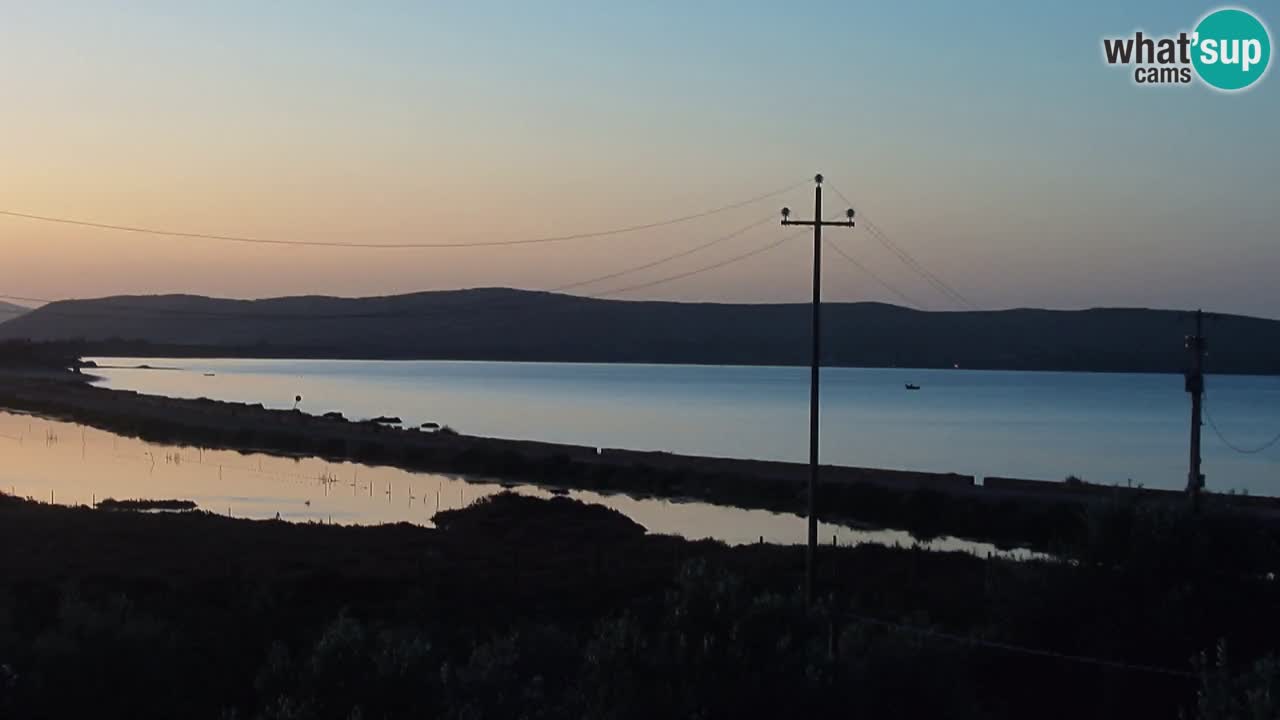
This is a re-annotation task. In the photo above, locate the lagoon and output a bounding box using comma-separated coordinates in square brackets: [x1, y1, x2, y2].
[87, 358, 1280, 495]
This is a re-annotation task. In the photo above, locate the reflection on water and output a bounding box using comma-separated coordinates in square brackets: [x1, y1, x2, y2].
[0, 410, 1029, 557]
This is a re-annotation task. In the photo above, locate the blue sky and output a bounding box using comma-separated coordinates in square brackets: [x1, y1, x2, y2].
[1, 1, 1276, 315]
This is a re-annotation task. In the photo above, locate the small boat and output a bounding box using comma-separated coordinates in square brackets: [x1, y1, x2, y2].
[904, 383, 921, 390]
[203, 373, 216, 377]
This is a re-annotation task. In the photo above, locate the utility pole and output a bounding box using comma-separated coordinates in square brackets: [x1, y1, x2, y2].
[781, 174, 856, 606]
[1185, 309, 1206, 503]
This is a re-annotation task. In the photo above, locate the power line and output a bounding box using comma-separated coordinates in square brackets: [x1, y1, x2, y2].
[855, 213, 972, 309]
[0, 218, 785, 322]
[1203, 391, 1280, 455]
[0, 179, 807, 250]
[864, 219, 975, 309]
[0, 295, 48, 307]
[824, 238, 926, 310]
[591, 230, 800, 297]
[0, 292, 452, 321]
[0, 230, 803, 359]
[393, 227, 807, 340]
[841, 610, 1194, 679]
[827, 185, 976, 309]
[550, 214, 775, 293]
[0, 213, 773, 317]
[362, 227, 802, 340]
[824, 186, 1081, 366]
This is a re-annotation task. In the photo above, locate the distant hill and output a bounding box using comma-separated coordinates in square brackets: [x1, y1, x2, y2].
[1, 288, 1277, 374]
[0, 301, 30, 325]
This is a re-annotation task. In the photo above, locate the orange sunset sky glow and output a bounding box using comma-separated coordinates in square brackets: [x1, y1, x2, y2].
[2, 2, 1276, 316]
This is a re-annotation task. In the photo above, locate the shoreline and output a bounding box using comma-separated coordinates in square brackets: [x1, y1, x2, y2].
[82, 350, 1280, 377]
[2, 369, 1277, 551]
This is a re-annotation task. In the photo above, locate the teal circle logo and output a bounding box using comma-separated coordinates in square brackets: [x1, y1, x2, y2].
[1192, 8, 1271, 91]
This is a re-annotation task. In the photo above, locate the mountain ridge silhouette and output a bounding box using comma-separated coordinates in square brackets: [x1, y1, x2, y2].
[1, 288, 1274, 374]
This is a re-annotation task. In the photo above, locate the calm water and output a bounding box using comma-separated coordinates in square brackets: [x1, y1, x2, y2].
[90, 358, 1280, 495]
[0, 410, 1016, 554]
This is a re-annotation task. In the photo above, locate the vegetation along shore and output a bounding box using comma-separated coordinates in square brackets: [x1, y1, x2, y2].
[2, 489, 1279, 718]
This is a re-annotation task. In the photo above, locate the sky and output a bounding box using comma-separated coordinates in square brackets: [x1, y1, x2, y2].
[0, 1, 1276, 316]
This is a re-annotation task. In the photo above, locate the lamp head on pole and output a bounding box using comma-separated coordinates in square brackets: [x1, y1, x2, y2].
[781, 207, 791, 219]
[846, 208, 855, 220]
[814, 173, 824, 185]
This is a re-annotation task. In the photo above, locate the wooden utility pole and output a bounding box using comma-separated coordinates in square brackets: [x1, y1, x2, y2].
[781, 173, 856, 605]
[1185, 309, 1206, 502]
